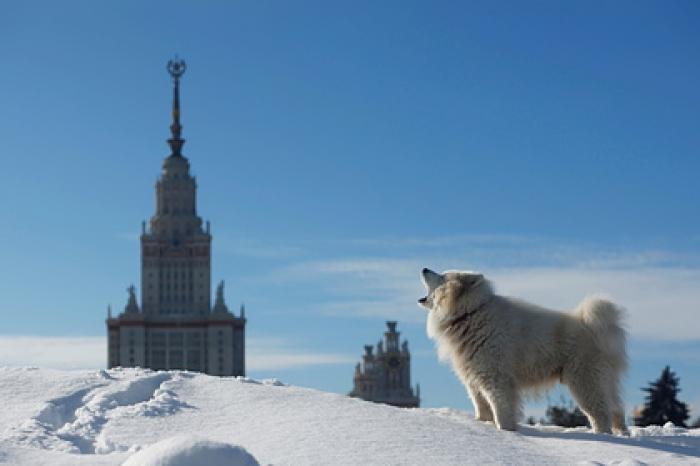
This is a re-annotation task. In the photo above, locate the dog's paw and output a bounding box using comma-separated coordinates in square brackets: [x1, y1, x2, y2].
[495, 420, 518, 431]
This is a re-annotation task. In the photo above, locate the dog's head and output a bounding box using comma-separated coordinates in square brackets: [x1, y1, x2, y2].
[419, 268, 493, 326]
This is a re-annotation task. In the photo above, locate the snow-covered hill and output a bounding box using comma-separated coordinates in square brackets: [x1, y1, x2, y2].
[0, 367, 698, 465]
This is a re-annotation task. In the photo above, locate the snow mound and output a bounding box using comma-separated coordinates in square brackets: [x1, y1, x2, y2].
[1, 368, 699, 465]
[122, 436, 259, 466]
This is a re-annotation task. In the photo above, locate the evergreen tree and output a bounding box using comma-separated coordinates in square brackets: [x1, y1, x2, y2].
[634, 366, 689, 427]
[545, 398, 589, 428]
[691, 417, 700, 428]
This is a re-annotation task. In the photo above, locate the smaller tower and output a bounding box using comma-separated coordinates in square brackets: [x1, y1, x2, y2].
[348, 321, 420, 408]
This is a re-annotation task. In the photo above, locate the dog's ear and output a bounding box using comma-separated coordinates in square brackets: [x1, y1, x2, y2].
[421, 268, 444, 291]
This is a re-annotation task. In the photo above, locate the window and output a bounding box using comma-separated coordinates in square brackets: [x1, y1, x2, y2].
[152, 333, 166, 347]
[187, 351, 200, 371]
[169, 350, 184, 370]
[169, 332, 184, 346]
[152, 350, 166, 370]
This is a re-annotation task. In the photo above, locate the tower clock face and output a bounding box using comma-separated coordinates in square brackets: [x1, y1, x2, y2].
[387, 356, 401, 369]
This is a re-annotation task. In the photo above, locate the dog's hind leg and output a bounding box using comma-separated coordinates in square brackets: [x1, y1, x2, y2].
[566, 373, 612, 434]
[612, 408, 628, 436]
[608, 378, 628, 435]
[467, 382, 494, 422]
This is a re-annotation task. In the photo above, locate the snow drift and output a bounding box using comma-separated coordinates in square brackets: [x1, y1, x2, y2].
[0, 367, 698, 465]
[121, 436, 259, 466]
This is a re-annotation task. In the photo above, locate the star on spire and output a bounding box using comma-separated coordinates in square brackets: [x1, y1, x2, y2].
[166, 56, 187, 156]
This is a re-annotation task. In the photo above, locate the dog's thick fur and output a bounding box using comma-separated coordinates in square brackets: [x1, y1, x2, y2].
[419, 268, 627, 434]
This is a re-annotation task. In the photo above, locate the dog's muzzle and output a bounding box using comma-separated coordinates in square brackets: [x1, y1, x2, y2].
[418, 296, 431, 311]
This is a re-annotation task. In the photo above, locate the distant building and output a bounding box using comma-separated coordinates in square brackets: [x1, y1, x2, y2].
[106, 58, 246, 376]
[349, 321, 420, 408]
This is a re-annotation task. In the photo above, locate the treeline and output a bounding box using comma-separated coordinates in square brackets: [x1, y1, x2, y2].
[529, 366, 700, 429]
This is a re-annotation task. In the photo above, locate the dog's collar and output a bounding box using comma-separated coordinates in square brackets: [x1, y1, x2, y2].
[443, 296, 492, 328]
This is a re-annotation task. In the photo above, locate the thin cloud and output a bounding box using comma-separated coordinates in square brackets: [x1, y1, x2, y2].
[217, 236, 305, 259]
[270, 254, 700, 340]
[247, 337, 354, 371]
[348, 233, 542, 248]
[491, 267, 700, 341]
[311, 299, 425, 323]
[341, 234, 700, 269]
[0, 336, 354, 372]
[0, 336, 106, 370]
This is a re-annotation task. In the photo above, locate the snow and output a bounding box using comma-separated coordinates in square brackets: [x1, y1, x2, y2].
[1, 367, 699, 465]
[121, 436, 259, 466]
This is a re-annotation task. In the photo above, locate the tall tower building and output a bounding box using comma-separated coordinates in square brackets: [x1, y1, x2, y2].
[349, 321, 420, 408]
[106, 58, 246, 376]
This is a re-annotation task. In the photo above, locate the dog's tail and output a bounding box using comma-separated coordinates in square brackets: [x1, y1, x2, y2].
[575, 296, 628, 372]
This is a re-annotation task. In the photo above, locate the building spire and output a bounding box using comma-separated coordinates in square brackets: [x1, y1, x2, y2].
[166, 56, 187, 156]
[213, 280, 230, 314]
[125, 285, 140, 314]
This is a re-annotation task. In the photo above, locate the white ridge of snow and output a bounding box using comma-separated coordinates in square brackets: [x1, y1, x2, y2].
[0, 367, 699, 465]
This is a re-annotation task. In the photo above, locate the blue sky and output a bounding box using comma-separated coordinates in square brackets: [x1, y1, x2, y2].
[1, 1, 699, 420]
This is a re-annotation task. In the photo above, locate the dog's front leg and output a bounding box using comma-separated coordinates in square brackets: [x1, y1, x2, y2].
[483, 379, 519, 431]
[467, 383, 494, 422]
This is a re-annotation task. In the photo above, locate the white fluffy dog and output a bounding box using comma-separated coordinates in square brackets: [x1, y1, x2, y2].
[419, 268, 627, 434]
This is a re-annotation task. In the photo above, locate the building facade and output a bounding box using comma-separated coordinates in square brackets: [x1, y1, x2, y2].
[349, 321, 420, 408]
[106, 59, 246, 376]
